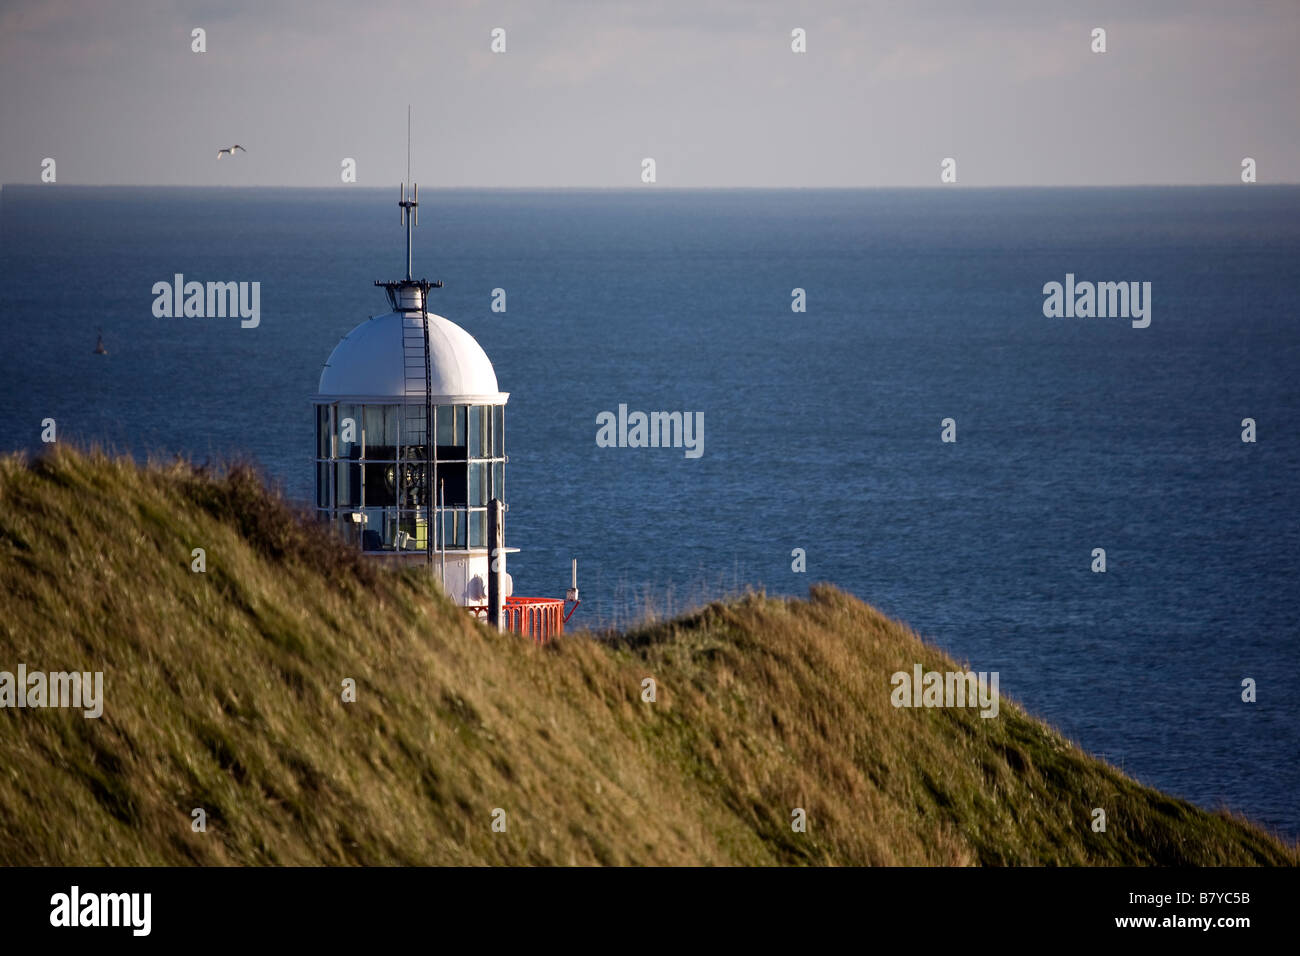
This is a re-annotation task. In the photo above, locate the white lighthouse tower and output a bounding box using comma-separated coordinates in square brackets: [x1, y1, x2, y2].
[312, 180, 575, 640]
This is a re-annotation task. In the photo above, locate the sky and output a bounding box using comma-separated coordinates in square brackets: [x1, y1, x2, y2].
[0, 0, 1297, 187]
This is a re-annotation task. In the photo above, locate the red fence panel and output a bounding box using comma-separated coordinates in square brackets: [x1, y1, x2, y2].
[466, 597, 566, 644]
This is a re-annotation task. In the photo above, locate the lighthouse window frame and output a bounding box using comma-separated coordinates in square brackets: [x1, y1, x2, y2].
[435, 404, 466, 449]
[316, 462, 330, 509]
[468, 461, 487, 507]
[364, 404, 399, 451]
[469, 509, 487, 548]
[316, 406, 331, 458]
[469, 405, 489, 458]
[441, 509, 467, 549]
[314, 400, 506, 553]
[336, 462, 361, 508]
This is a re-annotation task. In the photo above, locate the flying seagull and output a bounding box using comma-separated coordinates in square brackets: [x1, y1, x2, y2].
[216, 145, 246, 159]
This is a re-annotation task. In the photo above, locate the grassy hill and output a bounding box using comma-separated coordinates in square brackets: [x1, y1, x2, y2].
[0, 448, 1293, 865]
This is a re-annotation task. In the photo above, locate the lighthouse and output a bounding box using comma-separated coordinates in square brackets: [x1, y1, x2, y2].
[312, 182, 576, 640]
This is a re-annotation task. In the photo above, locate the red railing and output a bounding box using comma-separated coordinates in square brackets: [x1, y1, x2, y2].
[467, 596, 571, 644]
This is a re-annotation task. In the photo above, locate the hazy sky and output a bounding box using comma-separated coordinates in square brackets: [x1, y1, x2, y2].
[1, 0, 1297, 187]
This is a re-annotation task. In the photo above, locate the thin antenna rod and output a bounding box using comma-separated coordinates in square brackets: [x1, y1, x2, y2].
[398, 106, 418, 280]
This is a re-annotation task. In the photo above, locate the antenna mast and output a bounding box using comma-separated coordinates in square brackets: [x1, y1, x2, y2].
[397, 105, 420, 280]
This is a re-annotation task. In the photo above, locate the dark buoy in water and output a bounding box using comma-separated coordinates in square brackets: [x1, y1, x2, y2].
[94, 329, 107, 355]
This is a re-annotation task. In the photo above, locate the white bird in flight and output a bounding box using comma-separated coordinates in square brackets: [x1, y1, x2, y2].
[216, 145, 246, 159]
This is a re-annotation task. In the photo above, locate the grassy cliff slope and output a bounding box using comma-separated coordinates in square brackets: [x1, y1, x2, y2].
[0, 449, 1293, 865]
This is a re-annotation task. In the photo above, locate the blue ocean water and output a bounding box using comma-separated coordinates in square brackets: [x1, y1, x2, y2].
[2, 185, 1297, 839]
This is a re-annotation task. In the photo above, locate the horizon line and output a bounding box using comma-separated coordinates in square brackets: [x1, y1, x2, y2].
[4, 182, 1298, 191]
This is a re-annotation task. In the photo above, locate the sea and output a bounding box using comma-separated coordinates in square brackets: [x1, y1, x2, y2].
[2, 184, 1297, 838]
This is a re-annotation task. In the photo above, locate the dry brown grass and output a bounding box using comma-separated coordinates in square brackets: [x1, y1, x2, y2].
[0, 448, 1294, 865]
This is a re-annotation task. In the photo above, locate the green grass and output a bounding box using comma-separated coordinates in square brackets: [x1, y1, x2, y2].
[0, 447, 1293, 865]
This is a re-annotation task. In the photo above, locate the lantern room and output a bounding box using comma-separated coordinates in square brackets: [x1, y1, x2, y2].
[312, 296, 509, 594]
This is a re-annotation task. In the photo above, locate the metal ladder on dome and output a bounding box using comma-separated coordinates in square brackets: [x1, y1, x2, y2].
[380, 160, 441, 572]
[400, 298, 435, 569]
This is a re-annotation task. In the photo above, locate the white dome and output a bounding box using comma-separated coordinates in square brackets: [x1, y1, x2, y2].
[317, 311, 507, 403]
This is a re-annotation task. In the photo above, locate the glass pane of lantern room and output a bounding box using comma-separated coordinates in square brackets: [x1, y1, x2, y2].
[469, 406, 489, 458]
[316, 405, 331, 458]
[436, 406, 467, 462]
[437, 461, 467, 506]
[442, 509, 467, 549]
[364, 462, 396, 506]
[384, 405, 399, 446]
[364, 405, 390, 458]
[336, 462, 360, 507]
[469, 510, 486, 548]
[435, 405, 453, 447]
[401, 404, 425, 463]
[493, 406, 504, 457]
[469, 462, 487, 506]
